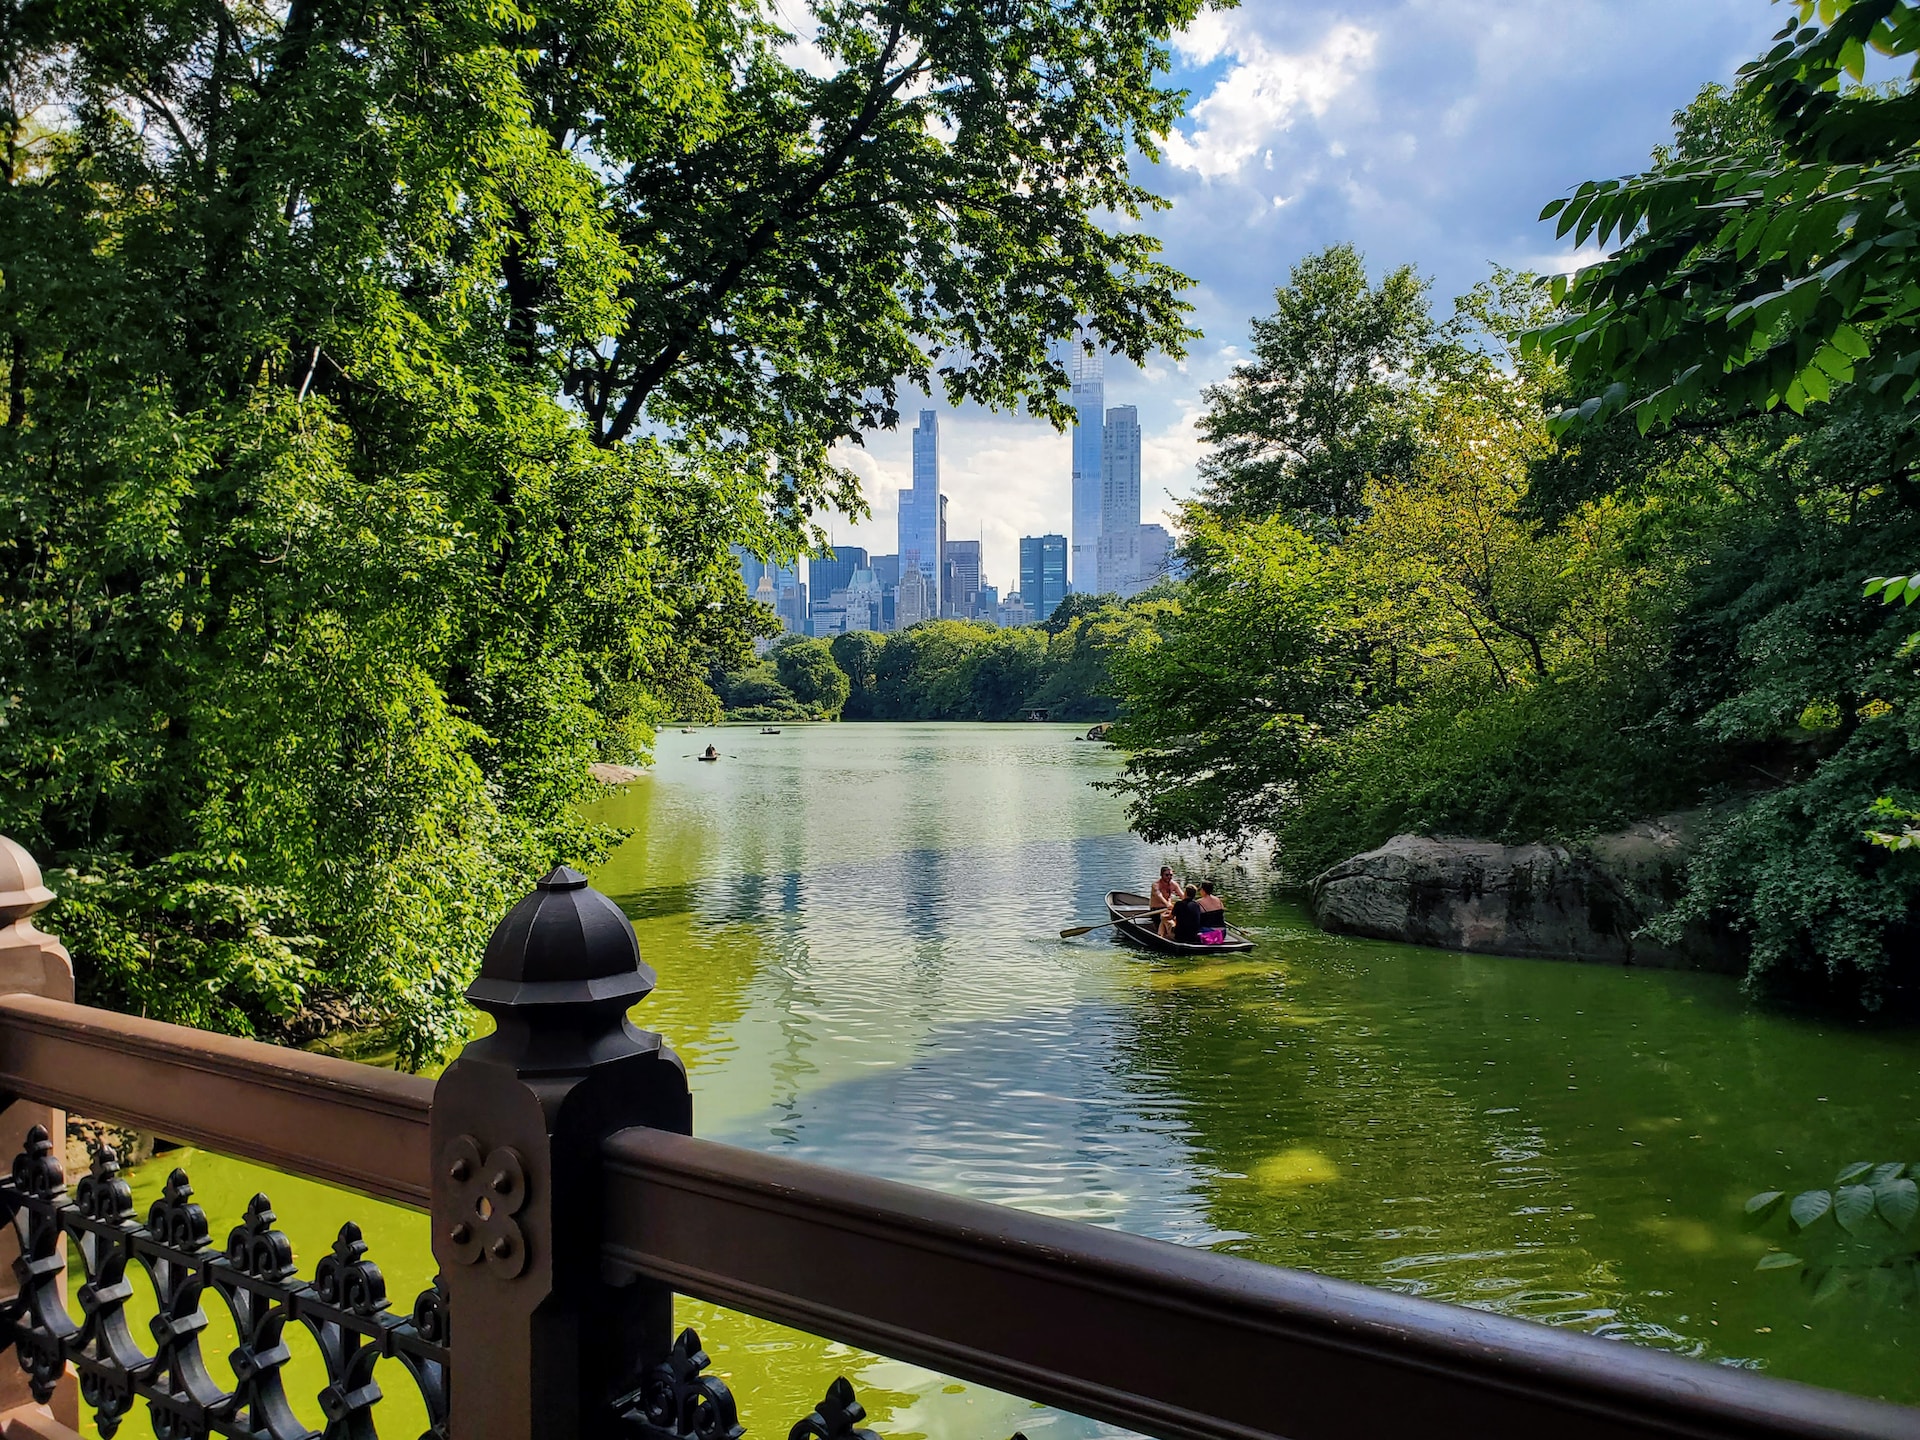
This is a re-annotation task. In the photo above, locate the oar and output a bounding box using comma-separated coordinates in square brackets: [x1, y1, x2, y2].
[1058, 919, 1118, 938]
[1060, 910, 1160, 939]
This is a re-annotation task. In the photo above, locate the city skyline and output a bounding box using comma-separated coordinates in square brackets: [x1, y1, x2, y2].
[742, 363, 1168, 638]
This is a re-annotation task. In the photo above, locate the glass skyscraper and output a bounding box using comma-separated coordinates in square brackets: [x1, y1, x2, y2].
[1099, 404, 1141, 595]
[898, 409, 944, 615]
[1069, 344, 1104, 595]
[1019, 533, 1068, 622]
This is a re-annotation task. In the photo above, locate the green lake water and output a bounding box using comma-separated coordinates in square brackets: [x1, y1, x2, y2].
[94, 722, 1920, 1437]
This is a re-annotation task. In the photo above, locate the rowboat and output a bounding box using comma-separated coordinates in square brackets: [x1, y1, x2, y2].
[1105, 891, 1255, 955]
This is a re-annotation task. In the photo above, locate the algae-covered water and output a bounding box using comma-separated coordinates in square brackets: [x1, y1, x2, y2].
[97, 723, 1920, 1438]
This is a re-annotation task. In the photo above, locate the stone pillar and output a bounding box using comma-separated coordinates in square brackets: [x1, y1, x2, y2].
[0, 837, 77, 1429]
[431, 865, 692, 1440]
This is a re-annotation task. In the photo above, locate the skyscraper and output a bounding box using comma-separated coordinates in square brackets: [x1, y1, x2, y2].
[1069, 344, 1104, 594]
[895, 567, 932, 629]
[944, 538, 982, 618]
[1019, 533, 1068, 622]
[898, 410, 944, 615]
[1137, 523, 1173, 589]
[808, 545, 868, 632]
[1099, 404, 1142, 595]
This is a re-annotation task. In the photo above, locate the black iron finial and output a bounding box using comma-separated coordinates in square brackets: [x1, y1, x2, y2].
[466, 864, 655, 1014]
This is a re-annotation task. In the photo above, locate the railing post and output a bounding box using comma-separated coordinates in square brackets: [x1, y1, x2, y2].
[0, 837, 78, 1430]
[431, 865, 691, 1440]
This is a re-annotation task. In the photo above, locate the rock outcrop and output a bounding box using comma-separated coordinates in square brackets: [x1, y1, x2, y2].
[1308, 816, 1738, 970]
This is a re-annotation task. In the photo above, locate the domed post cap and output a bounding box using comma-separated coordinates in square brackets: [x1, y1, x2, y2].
[465, 866, 656, 1014]
[0, 836, 56, 925]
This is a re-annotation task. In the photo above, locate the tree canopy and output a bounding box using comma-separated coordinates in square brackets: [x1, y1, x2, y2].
[1196, 244, 1432, 525]
[0, 0, 1200, 1059]
[1530, 0, 1920, 440]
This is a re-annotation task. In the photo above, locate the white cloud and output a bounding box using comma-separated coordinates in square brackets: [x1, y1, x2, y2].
[1166, 20, 1378, 179]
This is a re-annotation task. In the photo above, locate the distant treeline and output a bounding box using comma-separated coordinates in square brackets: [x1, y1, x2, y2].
[711, 595, 1169, 722]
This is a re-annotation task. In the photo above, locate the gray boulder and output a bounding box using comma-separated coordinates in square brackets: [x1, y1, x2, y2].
[1307, 816, 1737, 970]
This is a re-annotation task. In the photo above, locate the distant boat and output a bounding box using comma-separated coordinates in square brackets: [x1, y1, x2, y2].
[1105, 891, 1254, 955]
[760, 727, 782, 735]
[681, 727, 698, 734]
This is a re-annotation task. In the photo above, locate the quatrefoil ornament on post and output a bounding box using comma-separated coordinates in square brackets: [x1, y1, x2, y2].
[441, 1134, 529, 1278]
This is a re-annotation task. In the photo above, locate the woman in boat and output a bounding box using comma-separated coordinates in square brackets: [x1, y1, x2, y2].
[1197, 881, 1226, 945]
[1171, 885, 1204, 944]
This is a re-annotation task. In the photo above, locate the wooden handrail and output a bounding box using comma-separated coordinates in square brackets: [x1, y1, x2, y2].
[0, 986, 1915, 1440]
[600, 1126, 1920, 1440]
[0, 995, 432, 1207]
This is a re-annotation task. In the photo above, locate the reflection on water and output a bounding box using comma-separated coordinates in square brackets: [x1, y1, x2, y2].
[594, 724, 1920, 1419]
[96, 722, 1920, 1439]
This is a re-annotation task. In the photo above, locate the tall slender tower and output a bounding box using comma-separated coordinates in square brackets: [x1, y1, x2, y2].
[1069, 342, 1104, 594]
[898, 409, 944, 615]
[1099, 405, 1142, 595]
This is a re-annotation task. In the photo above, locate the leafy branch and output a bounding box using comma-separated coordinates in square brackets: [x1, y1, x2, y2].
[1748, 1161, 1920, 1304]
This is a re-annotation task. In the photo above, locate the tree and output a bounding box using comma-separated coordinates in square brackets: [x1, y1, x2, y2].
[774, 638, 852, 718]
[0, 0, 1199, 1060]
[961, 629, 1049, 720]
[829, 631, 887, 719]
[1530, 3, 1920, 441]
[1107, 518, 1368, 848]
[1196, 245, 1434, 525]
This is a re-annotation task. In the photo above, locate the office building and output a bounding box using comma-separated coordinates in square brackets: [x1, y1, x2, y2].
[1069, 345, 1104, 593]
[845, 567, 882, 632]
[974, 583, 999, 624]
[869, 553, 900, 631]
[944, 539, 982, 619]
[809, 546, 867, 634]
[999, 592, 1033, 628]
[898, 410, 945, 614]
[896, 567, 933, 629]
[1019, 533, 1068, 622]
[1099, 405, 1142, 595]
[1137, 524, 1173, 589]
[809, 546, 867, 615]
[747, 560, 805, 634]
[731, 544, 767, 596]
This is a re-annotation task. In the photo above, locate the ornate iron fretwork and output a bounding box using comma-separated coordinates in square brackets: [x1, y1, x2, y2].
[616, 1337, 1023, 1440]
[0, 1126, 450, 1440]
[786, 1378, 881, 1440]
[618, 1328, 742, 1440]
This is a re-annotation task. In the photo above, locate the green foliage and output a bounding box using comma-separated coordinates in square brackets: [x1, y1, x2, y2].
[1748, 1161, 1920, 1308]
[1866, 798, 1920, 850]
[794, 604, 1153, 724]
[0, 0, 1199, 1059]
[1197, 244, 1434, 525]
[774, 639, 851, 719]
[1279, 677, 1699, 882]
[829, 631, 888, 719]
[1108, 517, 1368, 847]
[1110, 273, 1687, 862]
[1529, 3, 1920, 436]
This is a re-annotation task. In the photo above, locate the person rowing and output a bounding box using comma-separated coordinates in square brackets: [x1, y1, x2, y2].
[1148, 866, 1182, 920]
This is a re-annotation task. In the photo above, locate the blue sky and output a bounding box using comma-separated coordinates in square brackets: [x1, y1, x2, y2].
[825, 0, 1788, 594]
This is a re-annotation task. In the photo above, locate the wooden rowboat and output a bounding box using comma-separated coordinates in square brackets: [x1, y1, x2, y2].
[1105, 891, 1255, 955]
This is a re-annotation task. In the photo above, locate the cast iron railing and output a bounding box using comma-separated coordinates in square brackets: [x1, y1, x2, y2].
[0, 839, 1915, 1440]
